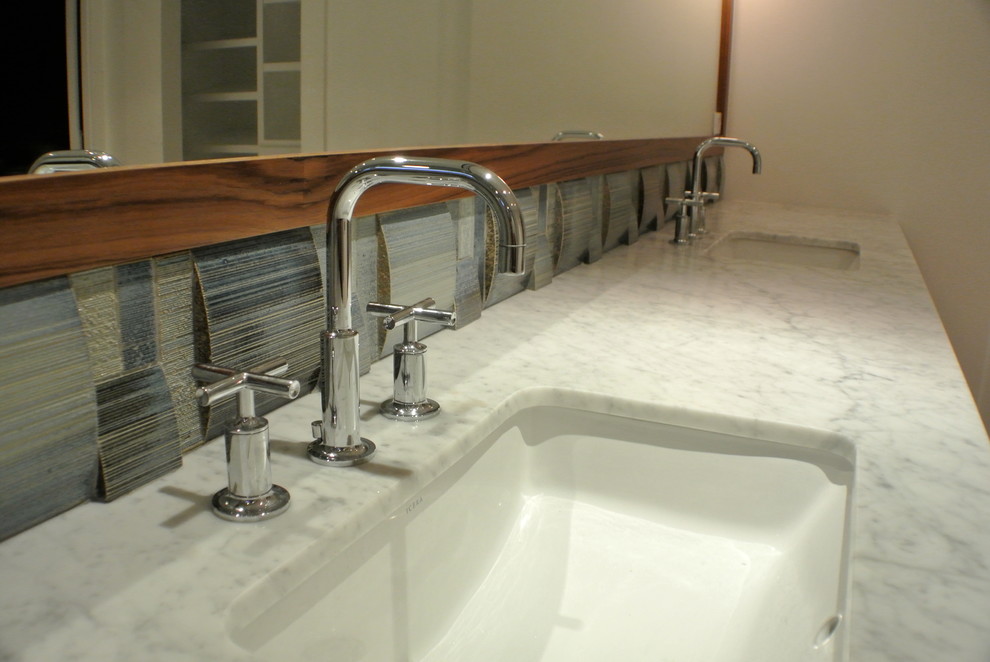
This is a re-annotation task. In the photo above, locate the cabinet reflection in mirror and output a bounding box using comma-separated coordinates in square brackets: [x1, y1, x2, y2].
[76, 0, 723, 167]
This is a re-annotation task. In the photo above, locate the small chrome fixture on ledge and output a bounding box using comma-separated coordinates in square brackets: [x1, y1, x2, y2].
[668, 137, 762, 244]
[29, 149, 122, 174]
[367, 297, 456, 421]
[193, 359, 300, 522]
[551, 130, 605, 141]
[308, 156, 527, 467]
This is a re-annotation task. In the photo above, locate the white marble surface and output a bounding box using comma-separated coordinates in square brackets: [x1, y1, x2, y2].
[2, 201, 989, 661]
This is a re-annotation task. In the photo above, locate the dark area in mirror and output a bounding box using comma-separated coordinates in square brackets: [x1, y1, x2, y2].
[2, 4, 70, 175]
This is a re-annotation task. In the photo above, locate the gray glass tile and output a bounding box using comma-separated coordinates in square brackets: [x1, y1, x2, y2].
[0, 277, 98, 541]
[193, 228, 323, 440]
[639, 166, 663, 233]
[603, 171, 638, 252]
[485, 187, 543, 307]
[448, 197, 483, 328]
[704, 155, 724, 196]
[154, 253, 201, 452]
[378, 204, 456, 352]
[69, 267, 123, 381]
[555, 178, 594, 274]
[586, 175, 606, 264]
[96, 366, 181, 501]
[117, 261, 157, 370]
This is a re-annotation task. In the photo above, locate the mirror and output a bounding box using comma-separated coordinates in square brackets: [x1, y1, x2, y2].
[7, 0, 723, 174]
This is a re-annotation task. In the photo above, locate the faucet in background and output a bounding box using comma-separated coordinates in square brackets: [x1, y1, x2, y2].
[308, 156, 527, 467]
[551, 130, 605, 141]
[668, 137, 762, 244]
[29, 149, 122, 174]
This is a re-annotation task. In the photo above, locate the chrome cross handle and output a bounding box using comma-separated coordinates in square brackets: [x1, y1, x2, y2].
[193, 359, 300, 522]
[366, 298, 456, 421]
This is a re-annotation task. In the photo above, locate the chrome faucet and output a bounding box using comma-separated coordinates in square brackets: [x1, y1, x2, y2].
[193, 359, 301, 522]
[308, 156, 527, 466]
[668, 137, 762, 244]
[29, 149, 122, 174]
[551, 130, 604, 141]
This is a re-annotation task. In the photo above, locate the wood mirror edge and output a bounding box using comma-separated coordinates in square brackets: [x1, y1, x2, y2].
[0, 136, 714, 288]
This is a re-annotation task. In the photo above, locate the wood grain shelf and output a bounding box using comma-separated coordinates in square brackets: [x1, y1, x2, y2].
[0, 136, 711, 288]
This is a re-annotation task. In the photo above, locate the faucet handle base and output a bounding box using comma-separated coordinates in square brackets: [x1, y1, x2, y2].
[307, 425, 376, 467]
[212, 484, 290, 522]
[379, 397, 441, 421]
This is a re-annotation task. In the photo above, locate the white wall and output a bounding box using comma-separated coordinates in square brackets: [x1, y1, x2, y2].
[321, 0, 721, 150]
[466, 0, 720, 143]
[725, 0, 990, 430]
[81, 0, 182, 164]
[322, 0, 472, 150]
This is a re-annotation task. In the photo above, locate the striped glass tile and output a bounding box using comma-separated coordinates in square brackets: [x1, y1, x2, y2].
[154, 252, 201, 452]
[193, 228, 324, 441]
[639, 165, 663, 233]
[69, 267, 124, 381]
[586, 175, 606, 264]
[378, 204, 456, 353]
[555, 178, 595, 274]
[96, 366, 181, 501]
[485, 186, 544, 307]
[117, 261, 157, 370]
[603, 171, 638, 252]
[703, 155, 724, 196]
[0, 277, 98, 541]
[527, 186, 554, 292]
[546, 184, 564, 272]
[448, 197, 483, 328]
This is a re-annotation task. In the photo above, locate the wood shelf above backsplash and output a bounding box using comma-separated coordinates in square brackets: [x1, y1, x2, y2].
[0, 137, 711, 288]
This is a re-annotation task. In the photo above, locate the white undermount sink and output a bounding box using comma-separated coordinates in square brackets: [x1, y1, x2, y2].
[227, 392, 855, 661]
[707, 231, 861, 270]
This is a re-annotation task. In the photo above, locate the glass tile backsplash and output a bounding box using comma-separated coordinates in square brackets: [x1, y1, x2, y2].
[0, 160, 715, 541]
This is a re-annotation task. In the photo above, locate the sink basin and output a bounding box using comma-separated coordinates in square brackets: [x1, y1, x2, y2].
[707, 231, 861, 270]
[227, 393, 855, 661]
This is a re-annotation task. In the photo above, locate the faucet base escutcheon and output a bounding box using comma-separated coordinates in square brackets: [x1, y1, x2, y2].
[380, 398, 441, 421]
[307, 422, 377, 466]
[212, 484, 291, 522]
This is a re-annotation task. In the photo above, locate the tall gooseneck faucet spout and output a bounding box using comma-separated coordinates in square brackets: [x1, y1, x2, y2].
[691, 137, 761, 195]
[669, 137, 762, 244]
[308, 156, 527, 466]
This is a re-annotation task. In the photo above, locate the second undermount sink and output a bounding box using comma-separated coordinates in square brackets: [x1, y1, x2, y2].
[708, 231, 861, 270]
[226, 390, 855, 661]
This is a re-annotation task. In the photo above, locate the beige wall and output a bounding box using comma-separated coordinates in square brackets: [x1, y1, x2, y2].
[81, 0, 182, 164]
[466, 0, 720, 143]
[724, 0, 990, 430]
[324, 0, 721, 150]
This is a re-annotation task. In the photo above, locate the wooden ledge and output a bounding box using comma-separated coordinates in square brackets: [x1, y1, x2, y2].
[0, 136, 709, 288]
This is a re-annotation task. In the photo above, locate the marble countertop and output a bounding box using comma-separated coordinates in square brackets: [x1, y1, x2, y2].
[2, 201, 989, 661]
